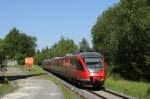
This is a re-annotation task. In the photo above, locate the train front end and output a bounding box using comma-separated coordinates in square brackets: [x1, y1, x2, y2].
[80, 52, 106, 87]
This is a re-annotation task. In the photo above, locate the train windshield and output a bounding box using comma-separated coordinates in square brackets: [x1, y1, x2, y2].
[85, 58, 102, 72]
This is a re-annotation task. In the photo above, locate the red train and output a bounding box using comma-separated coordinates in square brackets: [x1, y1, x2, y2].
[42, 50, 106, 87]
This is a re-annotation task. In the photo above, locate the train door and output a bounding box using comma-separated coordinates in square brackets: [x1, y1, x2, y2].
[69, 58, 78, 80]
[76, 59, 85, 80]
[71, 58, 85, 80]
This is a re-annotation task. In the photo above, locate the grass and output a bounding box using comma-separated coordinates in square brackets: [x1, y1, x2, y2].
[0, 83, 15, 97]
[28, 65, 45, 75]
[0, 68, 17, 97]
[105, 78, 150, 99]
[15, 65, 44, 75]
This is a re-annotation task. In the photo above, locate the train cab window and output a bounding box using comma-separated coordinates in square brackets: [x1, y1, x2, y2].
[85, 58, 103, 72]
[71, 59, 84, 71]
[76, 59, 84, 71]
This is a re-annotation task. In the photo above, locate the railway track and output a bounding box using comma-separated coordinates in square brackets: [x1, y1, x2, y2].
[87, 90, 107, 99]
[87, 89, 132, 99]
[44, 70, 134, 99]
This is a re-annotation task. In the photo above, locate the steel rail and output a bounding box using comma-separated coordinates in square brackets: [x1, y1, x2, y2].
[87, 90, 107, 99]
[103, 89, 130, 99]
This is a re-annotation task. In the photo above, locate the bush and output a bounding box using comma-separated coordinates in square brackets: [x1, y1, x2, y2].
[145, 87, 150, 98]
[112, 74, 123, 81]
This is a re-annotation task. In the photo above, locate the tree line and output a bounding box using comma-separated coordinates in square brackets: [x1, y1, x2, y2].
[92, 0, 150, 81]
[0, 28, 37, 64]
[34, 37, 90, 65]
[0, 29, 90, 66]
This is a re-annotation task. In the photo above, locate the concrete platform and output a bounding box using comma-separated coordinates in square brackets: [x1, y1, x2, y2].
[2, 67, 64, 99]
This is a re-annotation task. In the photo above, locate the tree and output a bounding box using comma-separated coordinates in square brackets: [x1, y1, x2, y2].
[0, 39, 5, 60]
[34, 49, 44, 65]
[92, 0, 150, 81]
[3, 28, 20, 59]
[34, 36, 78, 65]
[50, 36, 78, 57]
[3, 27, 37, 64]
[79, 38, 90, 52]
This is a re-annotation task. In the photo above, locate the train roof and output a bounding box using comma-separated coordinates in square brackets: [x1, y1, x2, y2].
[79, 52, 102, 58]
[42, 50, 102, 62]
[71, 49, 102, 58]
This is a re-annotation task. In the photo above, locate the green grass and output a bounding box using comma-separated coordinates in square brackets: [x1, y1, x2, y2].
[105, 78, 150, 99]
[16, 65, 44, 75]
[28, 65, 45, 75]
[0, 83, 14, 97]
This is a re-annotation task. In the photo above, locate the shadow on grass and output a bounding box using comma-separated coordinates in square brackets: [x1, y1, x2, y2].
[2, 73, 45, 82]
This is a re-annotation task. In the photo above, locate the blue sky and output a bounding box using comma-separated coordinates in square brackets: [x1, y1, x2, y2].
[0, 0, 119, 50]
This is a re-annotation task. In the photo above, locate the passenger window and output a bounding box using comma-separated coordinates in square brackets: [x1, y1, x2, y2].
[59, 60, 62, 66]
[65, 59, 68, 62]
[70, 59, 73, 65]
